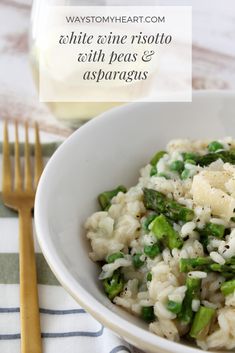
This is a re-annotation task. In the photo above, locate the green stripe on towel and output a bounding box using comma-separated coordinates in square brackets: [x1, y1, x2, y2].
[0, 142, 60, 157]
[0, 253, 59, 285]
[0, 193, 17, 217]
[0, 141, 61, 217]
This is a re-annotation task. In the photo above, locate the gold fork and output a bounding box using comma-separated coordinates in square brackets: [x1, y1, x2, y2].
[2, 121, 43, 353]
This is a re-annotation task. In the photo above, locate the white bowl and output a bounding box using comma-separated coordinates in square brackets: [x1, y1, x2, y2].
[35, 91, 235, 353]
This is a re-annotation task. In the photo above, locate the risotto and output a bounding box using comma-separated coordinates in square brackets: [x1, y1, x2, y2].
[85, 138, 235, 350]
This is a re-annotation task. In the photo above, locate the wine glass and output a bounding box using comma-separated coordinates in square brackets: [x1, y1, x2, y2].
[29, 0, 159, 128]
[29, 0, 124, 128]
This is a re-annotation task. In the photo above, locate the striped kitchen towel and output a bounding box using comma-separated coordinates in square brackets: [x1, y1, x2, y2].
[0, 139, 134, 353]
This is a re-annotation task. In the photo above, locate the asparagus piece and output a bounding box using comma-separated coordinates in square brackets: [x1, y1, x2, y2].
[167, 300, 182, 314]
[142, 214, 157, 232]
[98, 185, 127, 210]
[180, 256, 235, 274]
[197, 223, 225, 253]
[197, 150, 235, 166]
[150, 150, 166, 166]
[209, 263, 234, 273]
[200, 234, 209, 253]
[143, 188, 194, 222]
[181, 149, 235, 166]
[220, 272, 235, 280]
[141, 306, 155, 322]
[179, 257, 213, 272]
[226, 257, 235, 265]
[107, 252, 124, 264]
[185, 159, 196, 165]
[150, 165, 158, 176]
[132, 253, 145, 268]
[144, 243, 161, 259]
[208, 262, 235, 273]
[200, 223, 225, 239]
[151, 214, 183, 250]
[189, 306, 216, 340]
[221, 279, 235, 296]
[103, 270, 124, 300]
[143, 188, 165, 214]
[179, 277, 201, 324]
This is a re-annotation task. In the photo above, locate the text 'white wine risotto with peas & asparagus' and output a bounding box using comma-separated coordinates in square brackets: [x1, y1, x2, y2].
[85, 138, 235, 350]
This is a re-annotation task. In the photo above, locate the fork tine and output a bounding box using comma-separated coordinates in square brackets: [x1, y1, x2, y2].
[14, 121, 22, 191]
[24, 122, 33, 191]
[34, 123, 43, 187]
[2, 121, 12, 192]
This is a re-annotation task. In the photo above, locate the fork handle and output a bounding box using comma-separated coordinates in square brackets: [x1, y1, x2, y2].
[19, 208, 42, 353]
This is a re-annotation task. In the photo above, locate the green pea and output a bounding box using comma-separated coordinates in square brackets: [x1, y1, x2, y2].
[141, 306, 155, 322]
[107, 252, 124, 264]
[147, 272, 152, 281]
[181, 169, 191, 180]
[170, 160, 184, 173]
[132, 253, 145, 268]
[144, 243, 161, 259]
[208, 141, 224, 152]
[182, 152, 198, 161]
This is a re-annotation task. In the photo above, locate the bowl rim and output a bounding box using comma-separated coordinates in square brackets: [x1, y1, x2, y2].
[35, 90, 235, 353]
